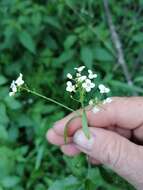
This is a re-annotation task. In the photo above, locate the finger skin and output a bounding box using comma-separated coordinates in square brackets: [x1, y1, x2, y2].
[46, 97, 143, 190]
[61, 143, 81, 156]
[46, 128, 72, 145]
[53, 97, 143, 138]
[73, 127, 143, 190]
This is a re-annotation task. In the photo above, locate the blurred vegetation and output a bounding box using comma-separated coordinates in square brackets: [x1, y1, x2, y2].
[0, 0, 143, 189]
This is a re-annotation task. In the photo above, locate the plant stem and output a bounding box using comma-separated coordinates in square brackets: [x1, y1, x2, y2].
[21, 87, 75, 112]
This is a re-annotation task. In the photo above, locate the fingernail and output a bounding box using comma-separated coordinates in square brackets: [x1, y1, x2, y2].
[73, 130, 95, 151]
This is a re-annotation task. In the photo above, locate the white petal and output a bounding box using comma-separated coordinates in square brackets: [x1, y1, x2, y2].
[12, 86, 17, 92]
[9, 91, 15, 96]
[66, 86, 72, 92]
[92, 106, 100, 114]
[76, 73, 81, 77]
[66, 81, 72, 86]
[103, 97, 112, 104]
[15, 73, 24, 86]
[85, 86, 91, 92]
[67, 73, 72, 79]
[98, 84, 105, 90]
[105, 88, 110, 93]
[98, 84, 110, 93]
[89, 73, 97, 79]
[85, 78, 91, 83]
[90, 83, 95, 88]
[77, 75, 87, 82]
[74, 66, 85, 72]
[89, 100, 94, 105]
[88, 70, 92, 74]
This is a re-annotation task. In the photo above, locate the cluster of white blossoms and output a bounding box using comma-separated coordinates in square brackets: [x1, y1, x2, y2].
[66, 66, 111, 96]
[9, 73, 24, 96]
[66, 66, 97, 93]
[66, 66, 112, 114]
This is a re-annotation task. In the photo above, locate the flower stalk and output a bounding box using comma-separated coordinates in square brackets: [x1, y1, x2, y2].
[21, 87, 75, 112]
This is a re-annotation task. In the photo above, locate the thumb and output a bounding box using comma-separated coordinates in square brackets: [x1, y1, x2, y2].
[73, 127, 143, 190]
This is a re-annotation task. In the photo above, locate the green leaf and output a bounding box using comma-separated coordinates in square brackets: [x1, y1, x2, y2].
[0, 103, 9, 125]
[93, 47, 114, 62]
[1, 176, 20, 188]
[35, 145, 44, 170]
[49, 175, 79, 190]
[0, 147, 16, 179]
[133, 33, 143, 42]
[45, 16, 61, 30]
[63, 155, 86, 177]
[80, 46, 93, 69]
[0, 125, 8, 142]
[0, 75, 7, 85]
[18, 30, 36, 54]
[110, 80, 143, 93]
[53, 50, 75, 67]
[82, 110, 90, 139]
[64, 35, 77, 49]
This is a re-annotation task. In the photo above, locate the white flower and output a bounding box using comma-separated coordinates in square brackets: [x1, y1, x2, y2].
[67, 73, 72, 79]
[89, 99, 94, 105]
[82, 79, 95, 92]
[77, 75, 87, 82]
[15, 73, 24, 86]
[66, 81, 75, 92]
[9, 73, 24, 96]
[92, 106, 100, 114]
[103, 97, 112, 104]
[88, 70, 97, 79]
[74, 66, 85, 72]
[10, 80, 17, 93]
[98, 84, 110, 94]
[76, 73, 81, 78]
[9, 91, 15, 96]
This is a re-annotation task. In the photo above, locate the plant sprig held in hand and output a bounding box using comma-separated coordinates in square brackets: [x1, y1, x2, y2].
[9, 66, 111, 143]
[65, 66, 111, 142]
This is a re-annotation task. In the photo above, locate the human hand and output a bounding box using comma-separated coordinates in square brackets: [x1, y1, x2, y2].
[47, 97, 143, 190]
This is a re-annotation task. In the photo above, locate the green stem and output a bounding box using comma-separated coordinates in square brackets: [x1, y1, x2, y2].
[21, 87, 75, 112]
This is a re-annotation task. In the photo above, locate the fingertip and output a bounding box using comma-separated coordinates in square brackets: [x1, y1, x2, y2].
[53, 120, 65, 135]
[46, 128, 53, 142]
[46, 128, 72, 145]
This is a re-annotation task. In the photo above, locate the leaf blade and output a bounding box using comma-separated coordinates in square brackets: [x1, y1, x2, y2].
[19, 30, 36, 54]
[82, 110, 90, 139]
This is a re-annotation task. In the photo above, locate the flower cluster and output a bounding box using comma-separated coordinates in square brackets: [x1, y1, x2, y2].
[66, 66, 112, 114]
[66, 66, 97, 93]
[66, 66, 110, 95]
[9, 73, 24, 96]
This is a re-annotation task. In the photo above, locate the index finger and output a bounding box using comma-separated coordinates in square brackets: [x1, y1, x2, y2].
[53, 96, 143, 136]
[53, 97, 117, 136]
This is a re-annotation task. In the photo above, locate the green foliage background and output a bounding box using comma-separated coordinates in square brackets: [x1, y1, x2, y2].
[0, 0, 143, 189]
